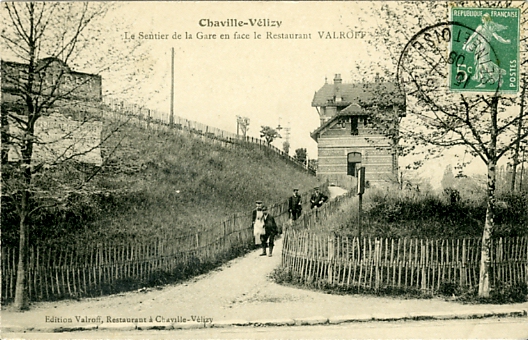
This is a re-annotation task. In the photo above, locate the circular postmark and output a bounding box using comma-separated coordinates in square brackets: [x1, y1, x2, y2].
[397, 21, 503, 120]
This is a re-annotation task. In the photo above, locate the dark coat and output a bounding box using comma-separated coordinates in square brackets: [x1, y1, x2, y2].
[262, 214, 279, 235]
[310, 192, 328, 208]
[288, 194, 302, 212]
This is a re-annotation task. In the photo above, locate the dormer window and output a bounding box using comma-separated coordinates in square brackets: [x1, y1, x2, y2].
[351, 116, 359, 135]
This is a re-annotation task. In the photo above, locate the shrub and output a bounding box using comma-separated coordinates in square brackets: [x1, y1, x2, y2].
[489, 282, 528, 304]
[438, 281, 461, 297]
[270, 266, 302, 285]
[333, 187, 527, 240]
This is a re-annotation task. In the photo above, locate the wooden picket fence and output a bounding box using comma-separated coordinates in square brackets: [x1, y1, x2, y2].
[1, 187, 325, 303]
[282, 230, 528, 293]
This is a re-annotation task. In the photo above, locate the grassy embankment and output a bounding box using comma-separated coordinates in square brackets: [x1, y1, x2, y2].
[2, 118, 321, 248]
[319, 185, 528, 239]
[274, 183, 528, 302]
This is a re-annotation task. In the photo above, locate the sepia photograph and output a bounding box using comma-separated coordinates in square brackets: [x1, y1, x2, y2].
[1, 1, 527, 339]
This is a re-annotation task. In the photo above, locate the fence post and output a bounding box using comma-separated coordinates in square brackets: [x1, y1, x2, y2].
[328, 235, 334, 284]
[147, 109, 151, 129]
[421, 240, 426, 291]
[375, 239, 380, 291]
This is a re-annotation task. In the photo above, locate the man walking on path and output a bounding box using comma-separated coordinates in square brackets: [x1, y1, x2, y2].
[310, 187, 328, 209]
[288, 188, 302, 221]
[259, 206, 279, 257]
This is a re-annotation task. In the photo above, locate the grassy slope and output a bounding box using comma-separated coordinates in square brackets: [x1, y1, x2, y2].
[318, 186, 527, 240]
[80, 121, 321, 243]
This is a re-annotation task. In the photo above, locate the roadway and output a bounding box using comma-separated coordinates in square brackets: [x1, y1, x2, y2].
[5, 318, 527, 339]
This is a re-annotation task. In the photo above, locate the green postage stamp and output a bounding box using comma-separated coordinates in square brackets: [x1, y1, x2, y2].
[450, 7, 520, 93]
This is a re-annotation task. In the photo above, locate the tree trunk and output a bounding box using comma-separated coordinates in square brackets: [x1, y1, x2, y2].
[14, 142, 34, 310]
[479, 159, 496, 297]
[1, 109, 8, 165]
[510, 76, 526, 191]
[14, 192, 30, 310]
[13, 3, 36, 311]
[478, 97, 499, 298]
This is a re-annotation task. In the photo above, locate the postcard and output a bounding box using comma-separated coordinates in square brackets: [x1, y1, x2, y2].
[1, 1, 527, 339]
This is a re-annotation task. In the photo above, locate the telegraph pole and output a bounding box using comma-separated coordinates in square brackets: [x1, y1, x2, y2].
[170, 47, 174, 128]
[357, 166, 365, 259]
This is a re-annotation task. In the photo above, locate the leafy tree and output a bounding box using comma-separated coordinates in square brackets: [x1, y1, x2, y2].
[294, 148, 307, 165]
[282, 141, 290, 155]
[260, 125, 280, 146]
[363, 1, 528, 297]
[307, 158, 318, 170]
[1, 2, 142, 310]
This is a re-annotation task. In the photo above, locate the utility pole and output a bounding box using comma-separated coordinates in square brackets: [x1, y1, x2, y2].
[170, 47, 174, 128]
[276, 117, 283, 136]
[357, 166, 366, 259]
[282, 122, 291, 156]
[283, 122, 291, 145]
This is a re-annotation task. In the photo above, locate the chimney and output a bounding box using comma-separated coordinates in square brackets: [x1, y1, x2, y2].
[333, 74, 342, 84]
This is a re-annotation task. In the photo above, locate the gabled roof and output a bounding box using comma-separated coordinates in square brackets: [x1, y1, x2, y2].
[310, 115, 340, 141]
[310, 112, 365, 142]
[312, 81, 404, 108]
[340, 103, 363, 115]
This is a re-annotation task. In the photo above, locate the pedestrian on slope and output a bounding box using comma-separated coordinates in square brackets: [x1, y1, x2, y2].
[252, 200, 265, 246]
[259, 206, 280, 257]
[310, 187, 328, 209]
[288, 188, 302, 221]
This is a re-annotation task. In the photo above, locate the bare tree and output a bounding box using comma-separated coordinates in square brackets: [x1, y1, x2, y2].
[1, 2, 142, 310]
[363, 1, 527, 297]
[510, 75, 527, 191]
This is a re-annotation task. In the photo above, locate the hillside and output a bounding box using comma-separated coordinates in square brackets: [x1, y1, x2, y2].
[2, 119, 321, 247]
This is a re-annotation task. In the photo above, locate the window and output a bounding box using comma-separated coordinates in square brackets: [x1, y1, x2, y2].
[351, 117, 358, 135]
[347, 152, 361, 176]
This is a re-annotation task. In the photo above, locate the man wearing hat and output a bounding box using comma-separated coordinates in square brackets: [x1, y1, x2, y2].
[260, 206, 279, 257]
[310, 187, 328, 209]
[288, 188, 302, 221]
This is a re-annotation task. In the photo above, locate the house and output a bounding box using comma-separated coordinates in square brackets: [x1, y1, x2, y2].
[310, 74, 405, 188]
[1, 58, 103, 164]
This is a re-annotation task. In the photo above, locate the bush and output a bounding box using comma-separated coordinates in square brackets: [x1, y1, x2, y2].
[438, 281, 461, 297]
[441, 282, 528, 304]
[270, 266, 302, 285]
[489, 282, 528, 304]
[332, 188, 527, 240]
